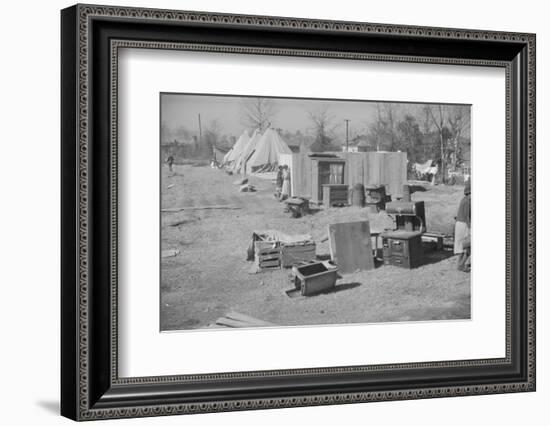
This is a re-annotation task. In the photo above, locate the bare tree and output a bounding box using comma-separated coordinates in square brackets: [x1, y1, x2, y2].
[447, 105, 471, 172]
[371, 103, 386, 151]
[382, 103, 400, 151]
[396, 114, 422, 162]
[424, 104, 448, 181]
[423, 104, 471, 182]
[307, 105, 338, 151]
[368, 103, 400, 151]
[240, 98, 277, 131]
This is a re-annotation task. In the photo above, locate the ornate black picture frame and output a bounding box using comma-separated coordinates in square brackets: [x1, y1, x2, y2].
[61, 4, 536, 421]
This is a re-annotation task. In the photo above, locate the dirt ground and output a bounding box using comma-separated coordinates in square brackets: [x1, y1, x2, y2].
[160, 164, 470, 331]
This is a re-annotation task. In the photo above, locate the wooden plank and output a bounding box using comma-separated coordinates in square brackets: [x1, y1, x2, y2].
[328, 221, 374, 274]
[384, 152, 397, 195]
[161, 249, 180, 258]
[381, 152, 407, 196]
[311, 159, 319, 203]
[258, 259, 280, 268]
[292, 154, 300, 197]
[347, 153, 364, 188]
[225, 311, 276, 327]
[364, 152, 381, 187]
[162, 205, 240, 213]
[215, 317, 256, 328]
[303, 154, 312, 199]
[258, 253, 280, 261]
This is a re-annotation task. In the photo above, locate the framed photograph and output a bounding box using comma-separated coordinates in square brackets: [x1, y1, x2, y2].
[61, 4, 536, 421]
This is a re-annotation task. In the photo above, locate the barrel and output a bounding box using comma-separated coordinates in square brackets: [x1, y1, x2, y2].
[351, 183, 365, 207]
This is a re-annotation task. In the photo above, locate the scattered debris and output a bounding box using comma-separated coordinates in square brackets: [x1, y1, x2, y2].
[239, 184, 256, 192]
[251, 171, 277, 181]
[422, 231, 447, 251]
[233, 178, 248, 185]
[162, 205, 240, 213]
[215, 311, 276, 328]
[161, 249, 180, 258]
[167, 219, 190, 227]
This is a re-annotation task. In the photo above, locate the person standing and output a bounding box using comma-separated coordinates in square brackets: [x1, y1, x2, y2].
[454, 180, 471, 272]
[275, 165, 283, 199]
[280, 165, 291, 201]
[166, 155, 174, 172]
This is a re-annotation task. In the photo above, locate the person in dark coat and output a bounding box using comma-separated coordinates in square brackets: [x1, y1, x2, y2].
[166, 155, 174, 172]
[454, 180, 471, 272]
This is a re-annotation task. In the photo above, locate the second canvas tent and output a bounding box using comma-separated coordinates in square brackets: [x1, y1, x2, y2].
[245, 128, 292, 174]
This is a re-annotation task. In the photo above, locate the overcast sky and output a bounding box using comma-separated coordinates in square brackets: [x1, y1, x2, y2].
[160, 93, 468, 140]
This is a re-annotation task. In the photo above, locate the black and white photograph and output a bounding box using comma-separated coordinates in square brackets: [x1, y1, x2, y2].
[160, 93, 472, 331]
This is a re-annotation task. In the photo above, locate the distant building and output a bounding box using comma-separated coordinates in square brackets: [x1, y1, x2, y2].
[341, 135, 375, 153]
[286, 140, 302, 153]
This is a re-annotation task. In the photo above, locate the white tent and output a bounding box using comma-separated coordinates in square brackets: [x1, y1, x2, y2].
[224, 130, 250, 165]
[234, 129, 262, 174]
[222, 148, 233, 164]
[246, 128, 292, 173]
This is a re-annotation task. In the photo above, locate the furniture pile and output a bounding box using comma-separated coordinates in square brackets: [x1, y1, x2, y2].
[247, 230, 316, 273]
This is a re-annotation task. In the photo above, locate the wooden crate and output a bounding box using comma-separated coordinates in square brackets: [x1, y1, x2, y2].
[281, 242, 316, 268]
[292, 261, 339, 296]
[254, 240, 281, 270]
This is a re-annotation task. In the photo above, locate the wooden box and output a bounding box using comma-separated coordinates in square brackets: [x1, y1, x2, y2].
[254, 240, 281, 270]
[292, 261, 339, 296]
[322, 184, 349, 207]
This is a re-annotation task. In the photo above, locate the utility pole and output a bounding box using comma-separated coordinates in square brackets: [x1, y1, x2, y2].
[198, 113, 202, 141]
[344, 119, 350, 152]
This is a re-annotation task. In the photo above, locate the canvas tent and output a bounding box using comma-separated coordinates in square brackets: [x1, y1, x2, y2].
[223, 130, 250, 165]
[234, 129, 262, 174]
[245, 128, 292, 173]
[222, 149, 233, 164]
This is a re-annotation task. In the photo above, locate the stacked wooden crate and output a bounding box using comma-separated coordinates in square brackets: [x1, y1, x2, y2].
[250, 230, 317, 271]
[254, 240, 281, 270]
